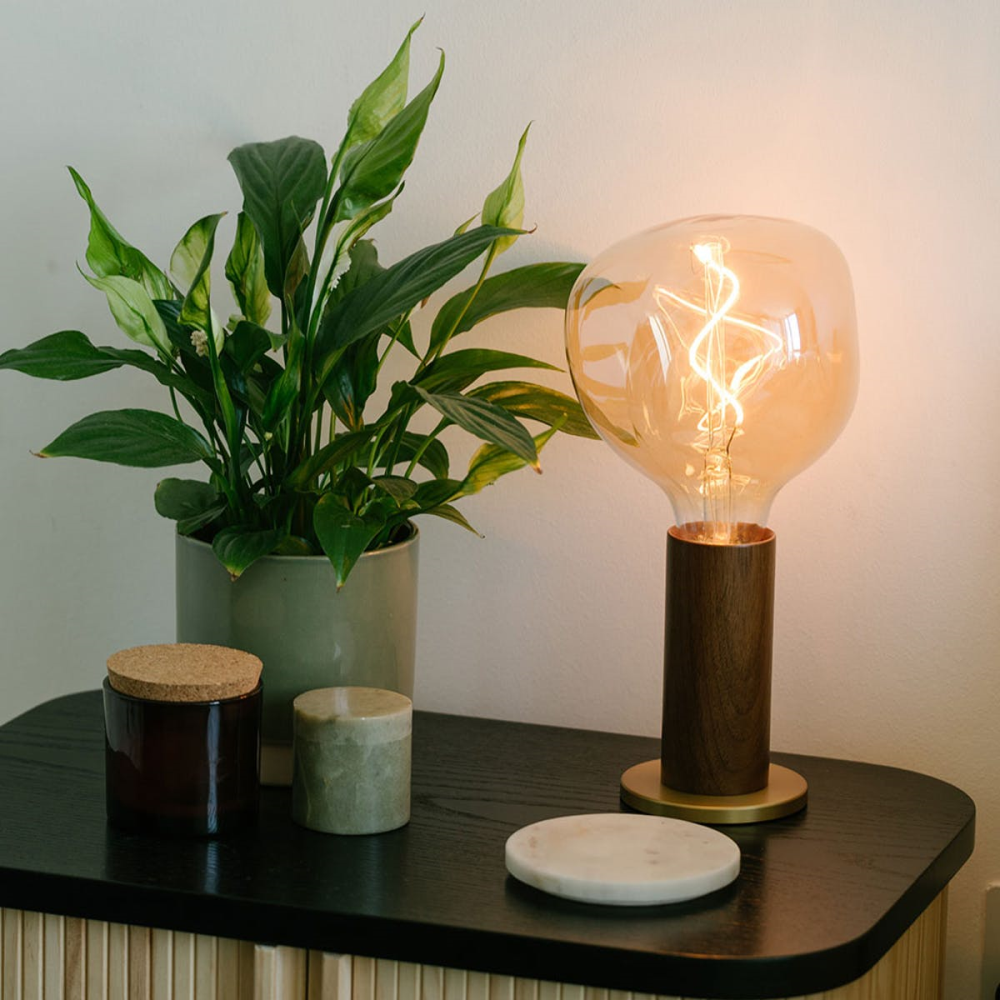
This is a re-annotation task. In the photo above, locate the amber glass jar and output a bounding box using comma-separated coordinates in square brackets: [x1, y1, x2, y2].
[103, 644, 262, 837]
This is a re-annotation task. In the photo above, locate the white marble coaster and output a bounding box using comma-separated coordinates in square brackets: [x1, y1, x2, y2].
[505, 813, 740, 906]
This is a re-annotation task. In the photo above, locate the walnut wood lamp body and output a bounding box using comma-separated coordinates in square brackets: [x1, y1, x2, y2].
[621, 523, 808, 824]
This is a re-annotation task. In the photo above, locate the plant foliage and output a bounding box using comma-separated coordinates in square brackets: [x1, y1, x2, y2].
[0, 22, 596, 586]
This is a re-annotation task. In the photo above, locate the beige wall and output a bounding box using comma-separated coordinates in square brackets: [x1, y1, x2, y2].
[0, 2, 996, 998]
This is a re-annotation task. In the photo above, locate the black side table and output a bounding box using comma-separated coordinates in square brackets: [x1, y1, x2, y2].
[0, 692, 975, 999]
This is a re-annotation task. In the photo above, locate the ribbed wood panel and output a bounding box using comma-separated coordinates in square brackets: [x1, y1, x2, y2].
[0, 893, 946, 1000]
[307, 952, 350, 1000]
[253, 945, 305, 1000]
[64, 918, 85, 1000]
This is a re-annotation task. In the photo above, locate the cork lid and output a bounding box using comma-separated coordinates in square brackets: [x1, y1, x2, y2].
[107, 644, 262, 703]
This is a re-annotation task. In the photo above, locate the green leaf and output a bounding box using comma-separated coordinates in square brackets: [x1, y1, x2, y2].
[39, 409, 214, 467]
[0, 329, 209, 405]
[394, 319, 418, 357]
[154, 300, 218, 401]
[212, 526, 286, 579]
[225, 212, 272, 327]
[412, 386, 538, 466]
[414, 349, 558, 395]
[5, 321, 215, 409]
[481, 124, 529, 253]
[283, 234, 310, 305]
[316, 225, 517, 369]
[372, 475, 418, 503]
[343, 18, 421, 150]
[176, 213, 226, 349]
[83, 273, 171, 355]
[225, 320, 274, 374]
[171, 214, 217, 292]
[228, 137, 328, 297]
[0, 330, 127, 380]
[326, 239, 383, 306]
[154, 478, 226, 534]
[387, 432, 450, 479]
[335, 50, 444, 223]
[68, 167, 173, 299]
[286, 427, 376, 489]
[337, 466, 374, 508]
[322, 333, 380, 432]
[261, 323, 303, 431]
[428, 261, 585, 354]
[313, 496, 386, 589]
[333, 182, 405, 264]
[423, 503, 482, 536]
[413, 478, 463, 509]
[461, 425, 559, 495]
[318, 241, 385, 430]
[273, 535, 316, 556]
[469, 381, 599, 438]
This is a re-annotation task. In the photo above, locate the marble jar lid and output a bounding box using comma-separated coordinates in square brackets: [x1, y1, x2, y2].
[505, 813, 740, 906]
[293, 687, 412, 743]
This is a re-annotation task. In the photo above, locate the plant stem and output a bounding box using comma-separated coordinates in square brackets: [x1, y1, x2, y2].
[423, 243, 498, 368]
[168, 387, 185, 425]
[403, 418, 447, 478]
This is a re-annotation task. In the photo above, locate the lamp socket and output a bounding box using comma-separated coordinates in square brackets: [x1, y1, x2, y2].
[984, 883, 1000, 1000]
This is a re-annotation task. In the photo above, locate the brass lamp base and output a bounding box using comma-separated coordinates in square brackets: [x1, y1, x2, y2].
[620, 759, 807, 825]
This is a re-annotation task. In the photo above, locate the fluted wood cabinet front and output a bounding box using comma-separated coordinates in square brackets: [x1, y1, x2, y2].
[0, 893, 946, 1000]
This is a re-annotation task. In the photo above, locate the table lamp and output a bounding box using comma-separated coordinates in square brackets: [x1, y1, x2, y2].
[565, 215, 858, 823]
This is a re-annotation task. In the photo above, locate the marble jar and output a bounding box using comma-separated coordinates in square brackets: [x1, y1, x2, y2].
[292, 687, 412, 835]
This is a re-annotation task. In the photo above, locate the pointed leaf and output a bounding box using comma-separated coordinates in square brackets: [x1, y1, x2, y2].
[414, 349, 558, 395]
[212, 526, 286, 579]
[39, 409, 214, 467]
[228, 137, 328, 297]
[386, 432, 449, 480]
[177, 213, 226, 351]
[83, 273, 171, 355]
[171, 213, 221, 292]
[313, 496, 386, 588]
[68, 167, 172, 299]
[335, 50, 444, 223]
[0, 330, 127, 380]
[372, 475, 418, 503]
[1, 325, 214, 408]
[316, 225, 517, 369]
[343, 18, 421, 150]
[322, 334, 380, 431]
[413, 387, 538, 465]
[461, 426, 559, 495]
[413, 478, 463, 509]
[286, 427, 376, 489]
[428, 261, 585, 353]
[469, 381, 599, 438]
[154, 478, 226, 534]
[261, 324, 303, 431]
[423, 503, 482, 536]
[225, 212, 272, 326]
[225, 320, 274, 373]
[481, 124, 529, 253]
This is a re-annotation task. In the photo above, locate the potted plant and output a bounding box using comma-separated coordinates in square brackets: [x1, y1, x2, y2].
[0, 22, 595, 777]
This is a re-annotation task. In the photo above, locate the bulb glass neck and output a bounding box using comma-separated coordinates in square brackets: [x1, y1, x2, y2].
[671, 521, 773, 546]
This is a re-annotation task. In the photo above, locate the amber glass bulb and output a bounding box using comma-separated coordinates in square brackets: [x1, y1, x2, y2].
[566, 216, 859, 543]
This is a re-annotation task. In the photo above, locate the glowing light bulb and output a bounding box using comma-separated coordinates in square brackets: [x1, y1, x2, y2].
[566, 216, 859, 543]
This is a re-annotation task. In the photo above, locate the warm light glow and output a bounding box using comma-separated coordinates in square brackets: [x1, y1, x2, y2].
[651, 241, 787, 538]
[565, 216, 859, 542]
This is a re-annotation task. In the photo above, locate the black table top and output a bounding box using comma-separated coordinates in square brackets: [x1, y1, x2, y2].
[0, 692, 975, 1000]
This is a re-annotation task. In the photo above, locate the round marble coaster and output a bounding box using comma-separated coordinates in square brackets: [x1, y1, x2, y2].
[505, 813, 740, 906]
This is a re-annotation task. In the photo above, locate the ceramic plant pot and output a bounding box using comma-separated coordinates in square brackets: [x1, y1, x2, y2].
[176, 526, 418, 784]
